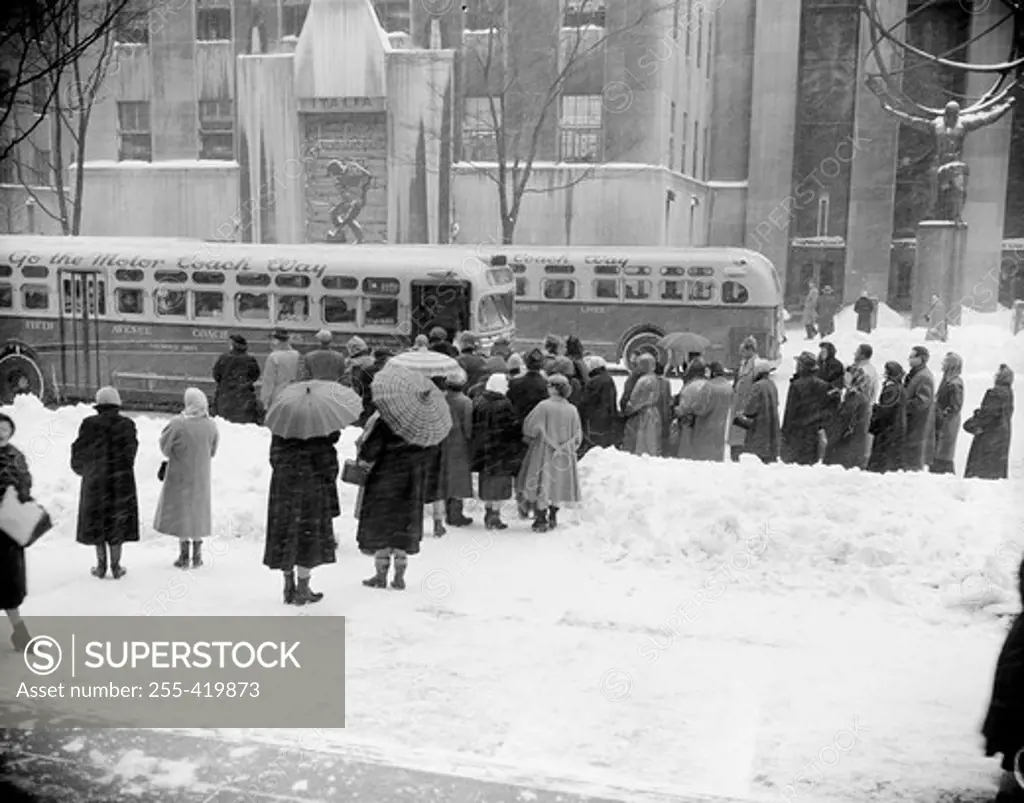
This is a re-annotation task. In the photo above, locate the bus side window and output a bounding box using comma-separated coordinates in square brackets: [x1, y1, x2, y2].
[542, 278, 575, 300]
[277, 294, 309, 322]
[0, 283, 12, 308]
[116, 288, 144, 315]
[155, 286, 187, 316]
[22, 284, 49, 310]
[322, 296, 357, 324]
[660, 280, 684, 301]
[688, 280, 716, 301]
[194, 291, 224, 319]
[363, 297, 398, 326]
[236, 292, 270, 320]
[623, 279, 650, 300]
[515, 277, 529, 296]
[722, 281, 748, 304]
[0, 265, 12, 278]
[594, 279, 619, 299]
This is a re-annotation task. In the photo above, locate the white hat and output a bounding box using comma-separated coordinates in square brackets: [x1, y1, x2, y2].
[446, 366, 468, 387]
[316, 328, 332, 343]
[485, 373, 509, 395]
[95, 386, 122, 406]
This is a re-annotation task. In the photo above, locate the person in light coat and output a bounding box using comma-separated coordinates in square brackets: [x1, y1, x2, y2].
[440, 367, 475, 527]
[302, 328, 346, 382]
[261, 328, 303, 410]
[623, 353, 663, 457]
[685, 362, 733, 462]
[930, 351, 964, 475]
[518, 374, 582, 533]
[735, 359, 781, 464]
[729, 336, 759, 461]
[154, 388, 219, 569]
[674, 360, 709, 459]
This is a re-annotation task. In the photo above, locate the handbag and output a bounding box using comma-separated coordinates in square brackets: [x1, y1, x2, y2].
[341, 459, 371, 486]
[963, 414, 982, 435]
[157, 461, 168, 481]
[732, 414, 753, 431]
[0, 485, 53, 548]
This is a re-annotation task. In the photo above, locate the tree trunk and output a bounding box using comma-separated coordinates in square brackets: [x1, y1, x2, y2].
[501, 217, 515, 244]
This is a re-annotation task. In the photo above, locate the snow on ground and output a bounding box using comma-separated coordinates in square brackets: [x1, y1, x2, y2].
[1, 310, 1023, 802]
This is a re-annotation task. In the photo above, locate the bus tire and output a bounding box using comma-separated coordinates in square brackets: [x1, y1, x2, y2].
[0, 344, 46, 404]
[618, 328, 664, 368]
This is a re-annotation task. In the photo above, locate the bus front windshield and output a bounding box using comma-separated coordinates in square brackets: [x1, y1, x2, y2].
[477, 292, 513, 331]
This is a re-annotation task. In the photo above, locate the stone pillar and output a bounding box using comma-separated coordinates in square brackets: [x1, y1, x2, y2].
[960, 5, 1013, 313]
[236, 55, 304, 243]
[744, 0, 802, 298]
[149, 0, 198, 159]
[844, 0, 907, 302]
[913, 220, 966, 325]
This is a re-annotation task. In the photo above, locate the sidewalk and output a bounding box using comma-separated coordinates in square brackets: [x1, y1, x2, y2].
[0, 728, 751, 803]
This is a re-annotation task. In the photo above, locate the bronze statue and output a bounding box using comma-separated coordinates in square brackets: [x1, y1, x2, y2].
[878, 96, 1016, 222]
[325, 160, 373, 244]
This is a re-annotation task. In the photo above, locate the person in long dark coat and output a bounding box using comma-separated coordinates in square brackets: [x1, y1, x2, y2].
[564, 335, 589, 389]
[471, 373, 521, 530]
[781, 351, 830, 465]
[578, 356, 621, 455]
[902, 345, 936, 471]
[817, 286, 839, 337]
[982, 555, 1024, 801]
[736, 360, 780, 464]
[507, 349, 550, 517]
[441, 368, 475, 527]
[356, 413, 433, 589]
[70, 386, 139, 579]
[867, 361, 907, 473]
[0, 412, 32, 652]
[212, 334, 261, 424]
[853, 291, 876, 334]
[263, 431, 340, 605]
[824, 366, 872, 470]
[930, 352, 965, 475]
[965, 364, 1015, 480]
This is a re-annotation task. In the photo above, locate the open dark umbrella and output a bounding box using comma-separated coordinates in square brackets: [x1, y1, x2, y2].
[265, 381, 362, 439]
[370, 363, 452, 447]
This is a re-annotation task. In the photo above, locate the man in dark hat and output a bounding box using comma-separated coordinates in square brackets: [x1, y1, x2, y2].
[457, 333, 487, 389]
[507, 348, 550, 518]
[212, 334, 261, 424]
[262, 328, 303, 411]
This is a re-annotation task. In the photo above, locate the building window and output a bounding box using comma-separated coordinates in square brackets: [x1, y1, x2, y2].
[696, 8, 703, 69]
[702, 124, 709, 180]
[691, 118, 698, 176]
[282, 1, 310, 37]
[685, 0, 692, 57]
[117, 101, 152, 161]
[707, 16, 713, 78]
[115, 11, 149, 44]
[31, 149, 50, 186]
[817, 193, 830, 237]
[681, 111, 688, 176]
[564, 0, 605, 27]
[199, 99, 234, 160]
[558, 94, 602, 163]
[672, 0, 680, 40]
[463, 97, 499, 161]
[197, 7, 231, 41]
[669, 101, 676, 171]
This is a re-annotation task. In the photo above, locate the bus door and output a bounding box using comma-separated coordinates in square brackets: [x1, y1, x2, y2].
[57, 269, 106, 399]
[411, 277, 470, 339]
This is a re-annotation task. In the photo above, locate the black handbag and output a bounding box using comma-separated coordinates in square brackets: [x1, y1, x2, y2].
[732, 415, 753, 431]
[157, 461, 168, 481]
[341, 459, 371, 486]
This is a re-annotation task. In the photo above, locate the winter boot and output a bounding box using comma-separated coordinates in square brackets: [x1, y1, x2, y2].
[173, 541, 190, 568]
[391, 552, 408, 590]
[531, 508, 549, 533]
[363, 552, 391, 588]
[292, 576, 323, 605]
[548, 506, 559, 529]
[283, 571, 296, 604]
[91, 545, 108, 579]
[10, 621, 30, 653]
[447, 499, 473, 527]
[191, 541, 203, 568]
[484, 508, 508, 530]
[109, 544, 126, 579]
[433, 518, 447, 538]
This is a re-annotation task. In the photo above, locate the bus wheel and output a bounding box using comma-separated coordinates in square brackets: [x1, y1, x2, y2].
[619, 329, 663, 369]
[0, 349, 46, 404]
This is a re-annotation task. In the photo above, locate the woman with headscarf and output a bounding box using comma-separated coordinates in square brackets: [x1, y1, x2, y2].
[867, 361, 908, 473]
[674, 359, 709, 459]
[824, 365, 872, 470]
[154, 388, 219, 568]
[518, 374, 582, 532]
[733, 359, 780, 464]
[623, 353, 663, 456]
[930, 352, 965, 475]
[0, 412, 33, 651]
[964, 364, 1015, 480]
[440, 366, 474, 527]
[471, 372, 521, 530]
[550, 356, 583, 406]
[729, 336, 759, 461]
[71, 386, 139, 579]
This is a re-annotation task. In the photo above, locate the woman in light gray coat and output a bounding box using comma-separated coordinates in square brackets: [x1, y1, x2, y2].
[154, 387, 219, 568]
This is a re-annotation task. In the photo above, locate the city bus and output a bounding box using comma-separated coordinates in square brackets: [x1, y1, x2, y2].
[477, 246, 784, 369]
[0, 236, 515, 409]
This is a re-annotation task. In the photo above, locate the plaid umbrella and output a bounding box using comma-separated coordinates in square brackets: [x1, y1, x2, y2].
[370, 363, 452, 447]
[389, 349, 460, 377]
[265, 381, 362, 439]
